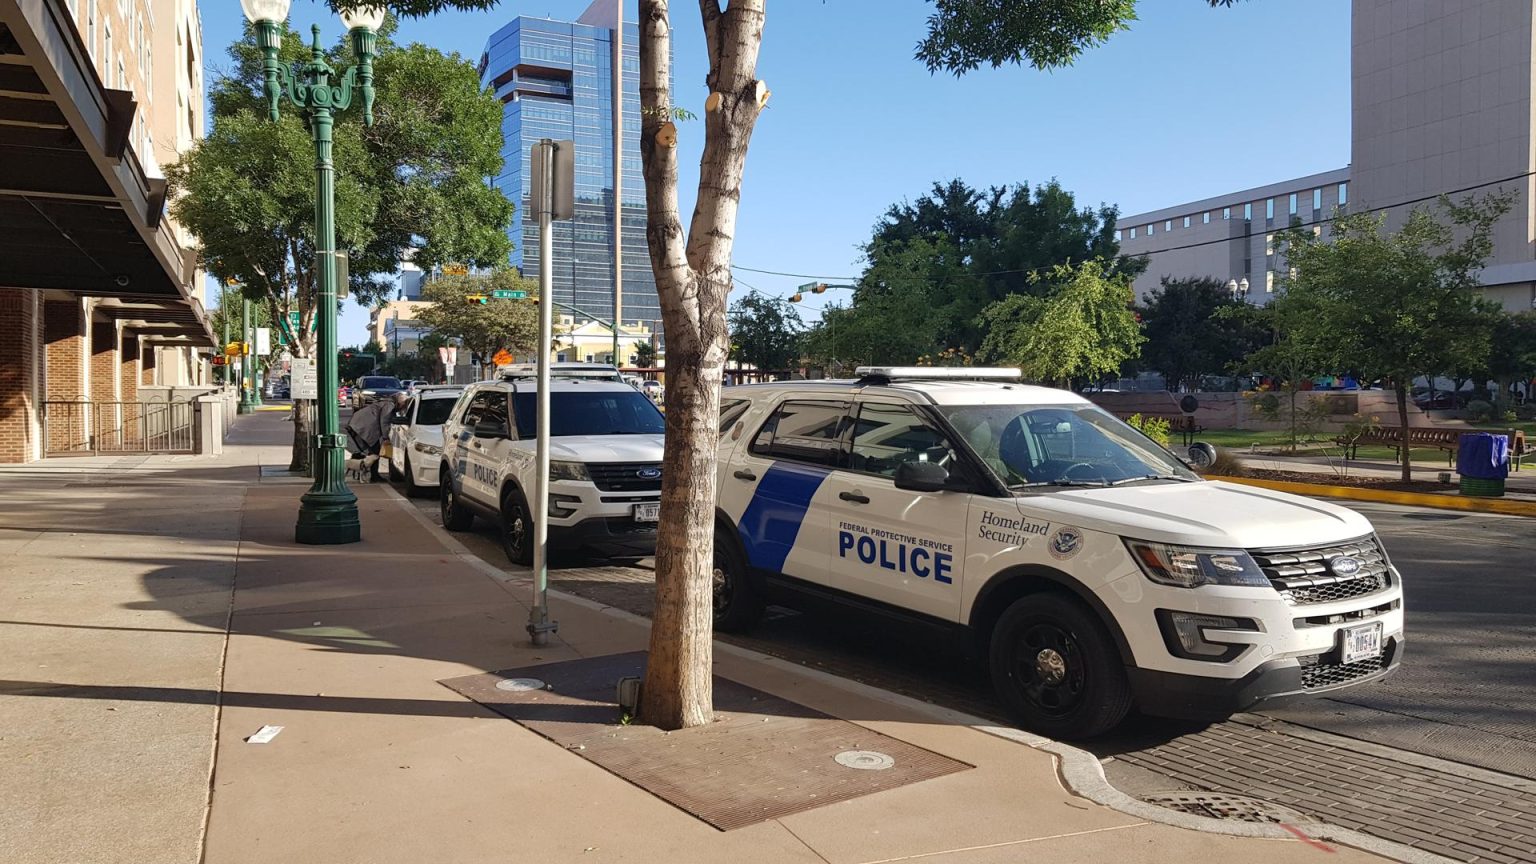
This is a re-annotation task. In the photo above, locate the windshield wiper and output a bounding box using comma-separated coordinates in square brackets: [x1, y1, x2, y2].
[1105, 474, 1198, 486]
[1012, 479, 1110, 489]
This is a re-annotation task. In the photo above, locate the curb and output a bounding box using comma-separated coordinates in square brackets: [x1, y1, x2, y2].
[1216, 475, 1536, 517]
[377, 483, 1452, 864]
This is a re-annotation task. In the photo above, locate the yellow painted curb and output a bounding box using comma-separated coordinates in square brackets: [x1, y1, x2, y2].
[1218, 475, 1536, 517]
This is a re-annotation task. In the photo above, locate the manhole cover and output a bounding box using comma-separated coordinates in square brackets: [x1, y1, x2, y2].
[835, 750, 895, 770]
[1143, 792, 1307, 824]
[495, 677, 547, 692]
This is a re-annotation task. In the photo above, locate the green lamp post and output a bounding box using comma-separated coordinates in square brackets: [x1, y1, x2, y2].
[242, 0, 383, 545]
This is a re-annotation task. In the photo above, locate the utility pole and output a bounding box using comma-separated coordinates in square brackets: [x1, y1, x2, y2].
[528, 138, 572, 646]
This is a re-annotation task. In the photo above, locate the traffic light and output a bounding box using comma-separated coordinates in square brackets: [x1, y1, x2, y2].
[789, 293, 803, 303]
[465, 294, 489, 305]
[811, 283, 828, 294]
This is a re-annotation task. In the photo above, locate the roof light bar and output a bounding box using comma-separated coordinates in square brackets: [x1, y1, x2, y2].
[855, 366, 1022, 380]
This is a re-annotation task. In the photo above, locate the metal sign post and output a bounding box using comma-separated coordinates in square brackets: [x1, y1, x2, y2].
[528, 138, 573, 646]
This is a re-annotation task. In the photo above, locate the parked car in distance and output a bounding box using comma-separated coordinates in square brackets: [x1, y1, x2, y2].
[352, 375, 405, 409]
[387, 385, 463, 496]
[640, 380, 663, 402]
[438, 376, 665, 564]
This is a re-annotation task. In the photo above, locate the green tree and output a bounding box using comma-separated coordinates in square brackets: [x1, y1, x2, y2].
[414, 272, 539, 379]
[635, 0, 1246, 731]
[634, 341, 658, 369]
[1234, 296, 1332, 454]
[1488, 312, 1536, 411]
[1276, 192, 1514, 480]
[167, 21, 510, 470]
[977, 260, 1143, 387]
[849, 180, 1141, 354]
[1139, 276, 1268, 391]
[728, 293, 804, 372]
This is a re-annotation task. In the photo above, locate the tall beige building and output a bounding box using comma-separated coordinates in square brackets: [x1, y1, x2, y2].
[0, 0, 210, 464]
[1122, 0, 1536, 313]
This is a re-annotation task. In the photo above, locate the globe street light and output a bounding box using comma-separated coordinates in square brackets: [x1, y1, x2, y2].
[242, 0, 383, 545]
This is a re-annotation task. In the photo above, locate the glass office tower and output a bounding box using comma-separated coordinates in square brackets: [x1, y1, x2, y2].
[479, 0, 658, 356]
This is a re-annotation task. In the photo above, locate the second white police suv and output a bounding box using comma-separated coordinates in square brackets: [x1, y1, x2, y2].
[711, 367, 1404, 738]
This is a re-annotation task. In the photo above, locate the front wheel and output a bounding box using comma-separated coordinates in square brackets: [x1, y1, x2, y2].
[388, 451, 404, 482]
[989, 593, 1131, 740]
[712, 525, 764, 633]
[500, 488, 533, 566]
[439, 472, 474, 532]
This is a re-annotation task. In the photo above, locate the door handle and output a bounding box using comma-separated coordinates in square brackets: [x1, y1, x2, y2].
[839, 491, 870, 504]
[733, 469, 757, 481]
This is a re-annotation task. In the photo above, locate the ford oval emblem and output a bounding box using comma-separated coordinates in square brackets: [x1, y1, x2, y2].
[1329, 556, 1363, 578]
[638, 467, 662, 480]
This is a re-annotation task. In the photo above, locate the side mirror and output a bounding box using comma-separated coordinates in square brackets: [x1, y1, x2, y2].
[894, 460, 950, 492]
[473, 419, 508, 439]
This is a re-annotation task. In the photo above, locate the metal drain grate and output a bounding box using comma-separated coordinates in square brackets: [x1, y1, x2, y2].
[1143, 792, 1308, 824]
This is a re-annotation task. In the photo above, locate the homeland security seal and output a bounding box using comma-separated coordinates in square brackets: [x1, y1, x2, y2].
[1048, 526, 1083, 560]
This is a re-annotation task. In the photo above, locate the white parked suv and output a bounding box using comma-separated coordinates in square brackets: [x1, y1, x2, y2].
[439, 375, 666, 564]
[712, 367, 1404, 738]
[387, 385, 463, 496]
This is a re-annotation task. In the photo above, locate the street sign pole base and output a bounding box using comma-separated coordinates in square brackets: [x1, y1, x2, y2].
[295, 490, 362, 545]
[526, 613, 558, 647]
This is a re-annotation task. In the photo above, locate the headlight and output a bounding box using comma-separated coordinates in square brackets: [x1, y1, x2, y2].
[1126, 540, 1269, 589]
[549, 460, 589, 482]
[412, 441, 441, 456]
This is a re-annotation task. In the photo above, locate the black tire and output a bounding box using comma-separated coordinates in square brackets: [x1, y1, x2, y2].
[500, 487, 533, 566]
[439, 470, 474, 532]
[388, 453, 404, 482]
[712, 525, 764, 633]
[988, 592, 1132, 740]
[402, 453, 421, 498]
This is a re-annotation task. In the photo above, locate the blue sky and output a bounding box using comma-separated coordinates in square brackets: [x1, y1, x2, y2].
[203, 0, 1352, 344]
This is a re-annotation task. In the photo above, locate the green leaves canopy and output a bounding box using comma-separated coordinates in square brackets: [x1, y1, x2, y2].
[414, 272, 539, 364]
[977, 260, 1143, 386]
[728, 293, 805, 371]
[1139, 276, 1269, 390]
[167, 20, 511, 338]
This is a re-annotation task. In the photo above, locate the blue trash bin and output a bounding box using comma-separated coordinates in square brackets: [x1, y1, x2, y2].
[1457, 432, 1509, 496]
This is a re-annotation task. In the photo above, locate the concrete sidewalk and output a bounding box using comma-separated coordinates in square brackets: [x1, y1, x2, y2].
[2, 412, 1392, 864]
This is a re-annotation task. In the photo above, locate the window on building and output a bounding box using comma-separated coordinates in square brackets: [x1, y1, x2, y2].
[67, 0, 77, 17]
[1223, 207, 1231, 220]
[1313, 188, 1322, 211]
[1146, 223, 1154, 236]
[1114, 229, 1122, 242]
[86, 0, 96, 55]
[1243, 257, 1251, 275]
[104, 21, 111, 79]
[1183, 216, 1191, 228]
[1243, 203, 1252, 221]
[1289, 193, 1298, 216]
[1128, 227, 1136, 239]
[1265, 234, 1274, 256]
[1265, 198, 1275, 221]
[1203, 212, 1211, 224]
[117, 57, 124, 90]
[1338, 182, 1349, 207]
[1165, 220, 1172, 231]
[1266, 271, 1275, 293]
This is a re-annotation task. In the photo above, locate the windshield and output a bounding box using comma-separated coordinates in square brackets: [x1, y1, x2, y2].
[940, 404, 1197, 488]
[512, 390, 665, 438]
[414, 397, 457, 426]
[361, 376, 402, 390]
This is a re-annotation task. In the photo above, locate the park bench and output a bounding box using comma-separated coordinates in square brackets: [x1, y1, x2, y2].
[1333, 426, 1526, 471]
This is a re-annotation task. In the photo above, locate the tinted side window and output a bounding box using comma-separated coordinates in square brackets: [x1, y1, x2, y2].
[480, 392, 510, 434]
[849, 403, 955, 477]
[460, 391, 495, 428]
[720, 398, 751, 430]
[749, 400, 850, 468]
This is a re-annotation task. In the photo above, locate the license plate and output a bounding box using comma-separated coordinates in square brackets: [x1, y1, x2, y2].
[633, 502, 660, 522]
[1340, 622, 1383, 664]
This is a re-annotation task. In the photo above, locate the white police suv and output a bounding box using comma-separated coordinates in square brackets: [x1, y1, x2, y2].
[439, 373, 666, 564]
[712, 367, 1403, 738]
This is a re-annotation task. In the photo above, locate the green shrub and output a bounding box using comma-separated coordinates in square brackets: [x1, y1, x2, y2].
[1465, 399, 1496, 423]
[1126, 413, 1172, 448]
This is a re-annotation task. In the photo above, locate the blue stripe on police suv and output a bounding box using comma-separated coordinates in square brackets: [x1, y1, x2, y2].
[737, 462, 830, 573]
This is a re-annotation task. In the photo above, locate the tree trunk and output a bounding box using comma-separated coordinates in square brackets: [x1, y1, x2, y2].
[635, 0, 767, 731]
[290, 400, 313, 473]
[1395, 381, 1411, 482]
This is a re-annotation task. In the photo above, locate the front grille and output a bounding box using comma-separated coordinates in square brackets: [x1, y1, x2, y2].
[1300, 654, 1388, 689]
[1249, 536, 1392, 606]
[588, 462, 663, 492]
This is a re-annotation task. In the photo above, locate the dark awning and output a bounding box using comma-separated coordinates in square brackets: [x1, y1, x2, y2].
[0, 0, 210, 343]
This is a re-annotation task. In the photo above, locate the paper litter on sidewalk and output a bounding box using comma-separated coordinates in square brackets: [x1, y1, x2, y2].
[245, 725, 284, 744]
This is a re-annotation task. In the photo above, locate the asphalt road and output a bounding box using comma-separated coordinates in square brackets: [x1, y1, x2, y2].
[397, 482, 1535, 778]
